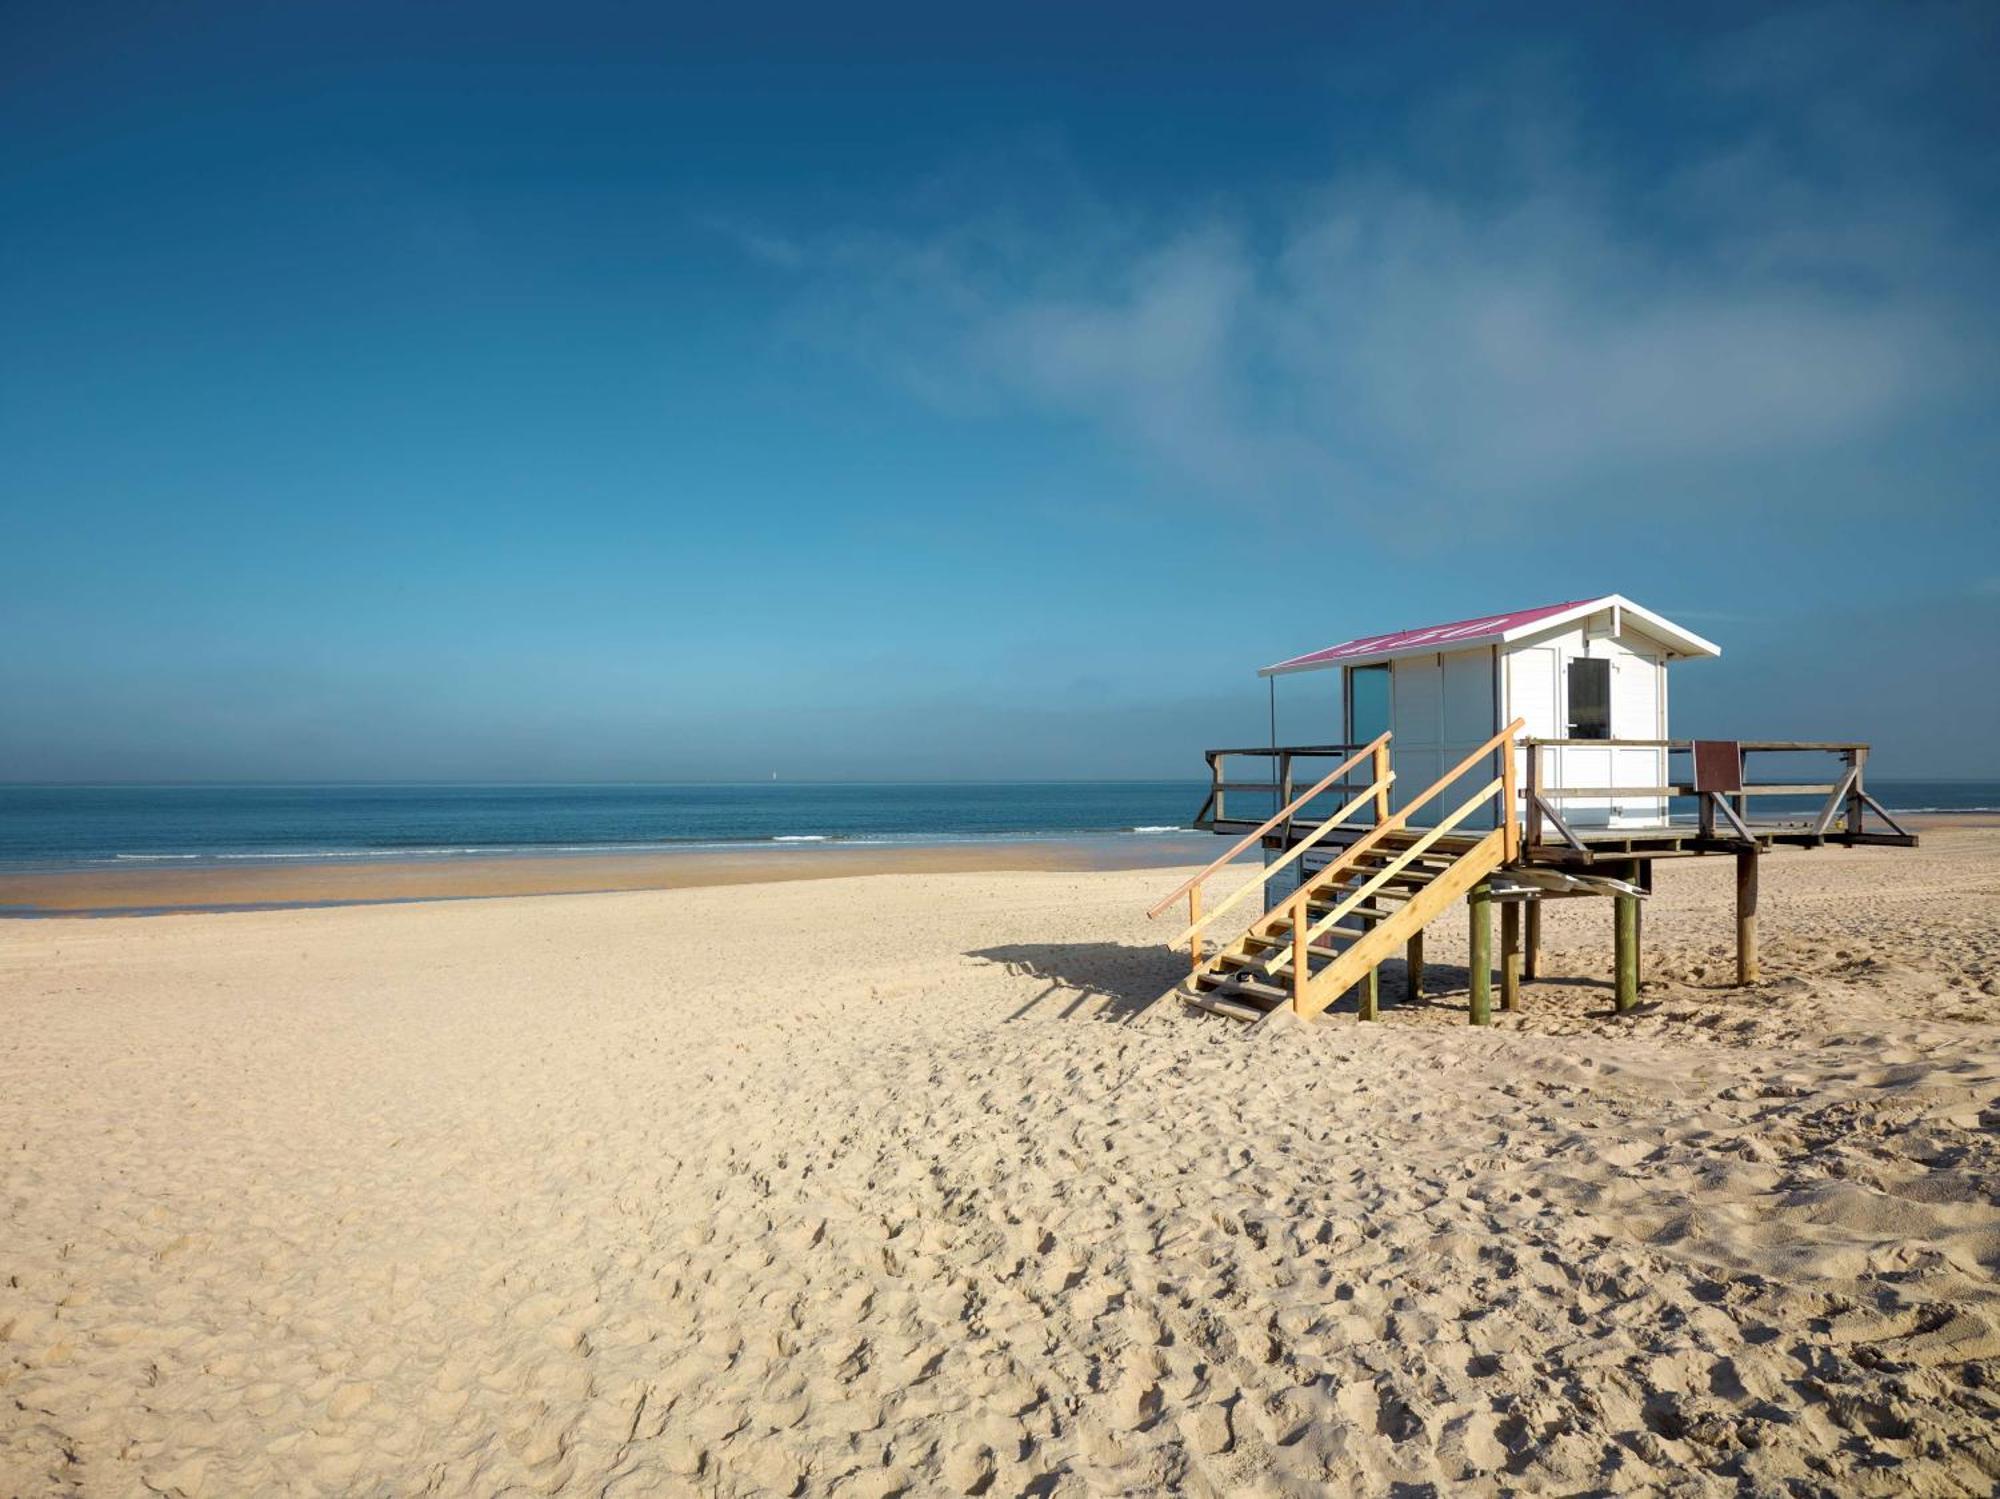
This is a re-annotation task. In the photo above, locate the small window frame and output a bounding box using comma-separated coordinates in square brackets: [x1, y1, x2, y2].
[1567, 657, 1611, 741]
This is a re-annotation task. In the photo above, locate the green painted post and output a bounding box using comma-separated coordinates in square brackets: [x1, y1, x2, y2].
[1468, 883, 1492, 1026]
[1614, 891, 1639, 1012]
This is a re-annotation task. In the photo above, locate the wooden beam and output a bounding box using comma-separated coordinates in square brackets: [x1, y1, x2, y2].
[1844, 746, 1868, 844]
[1534, 785, 1681, 799]
[1614, 890, 1639, 1013]
[1406, 929, 1424, 1001]
[1524, 739, 1541, 850]
[1810, 766, 1860, 839]
[1711, 791, 1755, 843]
[1736, 849, 1760, 985]
[1290, 890, 1307, 1009]
[1532, 793, 1588, 853]
[1205, 743, 1358, 757]
[1524, 897, 1541, 980]
[1356, 917, 1378, 1021]
[1632, 860, 1647, 992]
[1858, 790, 1912, 840]
[1500, 899, 1521, 1012]
[1468, 882, 1493, 1026]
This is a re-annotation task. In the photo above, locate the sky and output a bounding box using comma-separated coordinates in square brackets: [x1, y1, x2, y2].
[2, 1, 1996, 781]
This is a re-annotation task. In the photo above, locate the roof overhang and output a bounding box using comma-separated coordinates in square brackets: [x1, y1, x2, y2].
[1258, 594, 1722, 678]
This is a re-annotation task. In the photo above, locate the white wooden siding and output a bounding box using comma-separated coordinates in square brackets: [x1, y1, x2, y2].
[1390, 648, 1497, 828]
[1500, 610, 1674, 828]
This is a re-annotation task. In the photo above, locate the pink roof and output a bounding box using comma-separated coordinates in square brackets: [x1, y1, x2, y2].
[1261, 598, 1602, 676]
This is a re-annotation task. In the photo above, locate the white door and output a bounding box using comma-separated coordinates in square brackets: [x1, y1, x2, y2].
[1393, 650, 1495, 829]
[1609, 652, 1666, 826]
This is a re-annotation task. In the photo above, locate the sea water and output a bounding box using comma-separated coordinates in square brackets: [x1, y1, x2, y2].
[0, 781, 1212, 872]
[0, 778, 1992, 874]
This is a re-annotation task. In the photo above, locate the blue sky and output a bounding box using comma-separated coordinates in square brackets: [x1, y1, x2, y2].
[3, 1, 1996, 780]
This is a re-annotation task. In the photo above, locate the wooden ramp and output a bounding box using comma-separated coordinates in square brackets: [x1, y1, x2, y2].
[1149, 721, 1524, 1026]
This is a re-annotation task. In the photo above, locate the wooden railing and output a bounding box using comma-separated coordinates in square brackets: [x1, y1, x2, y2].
[1521, 739, 1905, 846]
[1192, 742, 1376, 831]
[1148, 734, 1391, 972]
[1264, 719, 1524, 974]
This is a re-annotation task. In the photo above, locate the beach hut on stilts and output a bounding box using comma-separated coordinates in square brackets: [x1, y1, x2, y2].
[1146, 594, 1918, 1025]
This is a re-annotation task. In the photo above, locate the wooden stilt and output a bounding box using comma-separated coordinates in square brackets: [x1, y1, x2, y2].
[1736, 848, 1760, 985]
[1501, 899, 1521, 1012]
[1631, 860, 1646, 992]
[1357, 916, 1379, 1020]
[1468, 883, 1493, 1026]
[1524, 897, 1541, 979]
[1406, 929, 1425, 1002]
[1614, 890, 1639, 1013]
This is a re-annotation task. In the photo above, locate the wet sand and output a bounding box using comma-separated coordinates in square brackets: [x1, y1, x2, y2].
[0, 834, 1230, 916]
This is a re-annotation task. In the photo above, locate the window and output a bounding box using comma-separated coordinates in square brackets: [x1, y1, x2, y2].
[1347, 664, 1390, 743]
[1567, 658, 1611, 740]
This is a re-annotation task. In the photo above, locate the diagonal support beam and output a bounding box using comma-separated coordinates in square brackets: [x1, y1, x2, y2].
[1811, 765, 1860, 839]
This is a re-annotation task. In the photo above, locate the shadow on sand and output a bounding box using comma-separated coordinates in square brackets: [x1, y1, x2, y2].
[969, 942, 1187, 1023]
[972, 945, 1623, 1025]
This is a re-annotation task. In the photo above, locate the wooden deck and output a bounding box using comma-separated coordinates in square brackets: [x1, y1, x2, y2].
[1197, 737, 1917, 866]
[1205, 816, 1913, 863]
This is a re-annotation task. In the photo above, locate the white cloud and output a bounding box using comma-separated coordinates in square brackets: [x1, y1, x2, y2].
[742, 7, 1996, 530]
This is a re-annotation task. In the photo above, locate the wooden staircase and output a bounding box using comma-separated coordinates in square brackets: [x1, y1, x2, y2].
[1149, 721, 1525, 1025]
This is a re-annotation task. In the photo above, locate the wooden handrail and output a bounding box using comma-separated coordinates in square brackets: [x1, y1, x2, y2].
[1146, 733, 1390, 919]
[1395, 718, 1525, 833]
[1239, 718, 1524, 973]
[1275, 776, 1504, 964]
[1171, 773, 1392, 947]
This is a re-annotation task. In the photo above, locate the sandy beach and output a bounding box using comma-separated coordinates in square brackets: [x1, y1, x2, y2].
[3, 828, 1997, 1495]
[0, 834, 1229, 918]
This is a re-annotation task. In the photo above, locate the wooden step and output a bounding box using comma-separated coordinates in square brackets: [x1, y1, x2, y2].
[1323, 881, 1426, 902]
[1351, 854, 1454, 875]
[1203, 974, 1291, 1008]
[1212, 948, 1279, 974]
[1213, 944, 1351, 978]
[1335, 859, 1451, 884]
[1181, 990, 1268, 1022]
[1241, 925, 1364, 953]
[1303, 897, 1402, 921]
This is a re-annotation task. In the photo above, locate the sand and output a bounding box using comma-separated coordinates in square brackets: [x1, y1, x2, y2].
[2, 829, 1997, 1496]
[0, 834, 1228, 917]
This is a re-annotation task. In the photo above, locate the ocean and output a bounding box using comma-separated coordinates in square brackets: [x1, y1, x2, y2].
[0, 781, 1212, 872]
[0, 779, 1993, 874]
